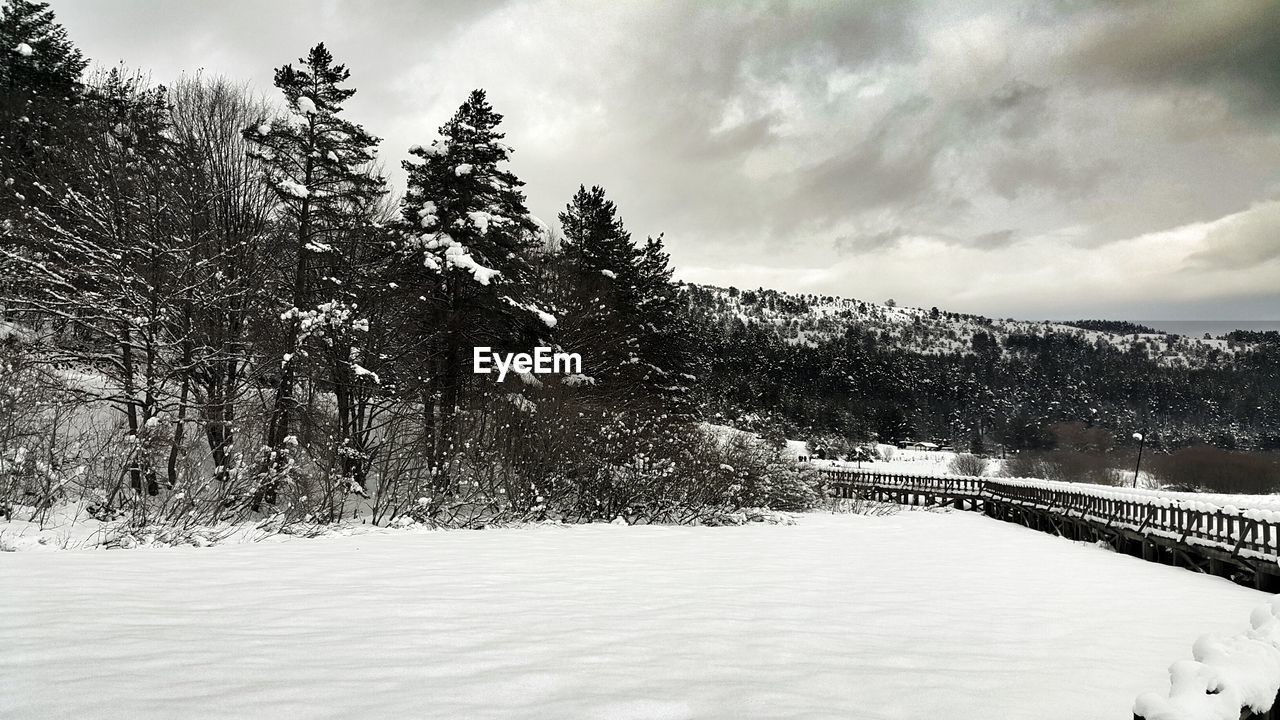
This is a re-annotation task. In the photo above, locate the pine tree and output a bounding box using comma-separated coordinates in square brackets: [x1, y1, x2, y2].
[0, 0, 86, 158]
[555, 185, 643, 403]
[559, 185, 639, 282]
[634, 234, 696, 419]
[0, 0, 82, 99]
[556, 187, 694, 419]
[0, 0, 88, 287]
[397, 88, 551, 490]
[550, 187, 699, 518]
[243, 43, 385, 504]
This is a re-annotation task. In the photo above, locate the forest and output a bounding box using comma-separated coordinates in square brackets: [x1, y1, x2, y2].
[3, 1, 1278, 534]
[684, 285, 1280, 455]
[0, 0, 822, 529]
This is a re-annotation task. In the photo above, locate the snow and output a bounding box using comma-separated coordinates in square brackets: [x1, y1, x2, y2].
[534, 309, 556, 328]
[295, 95, 317, 115]
[0, 319, 34, 343]
[443, 243, 500, 285]
[1136, 598, 1280, 720]
[500, 296, 556, 328]
[455, 163, 473, 176]
[352, 363, 379, 384]
[14, 42, 33, 57]
[823, 446, 964, 474]
[0, 512, 1265, 719]
[277, 179, 309, 198]
[506, 392, 537, 413]
[468, 210, 492, 233]
[409, 141, 446, 157]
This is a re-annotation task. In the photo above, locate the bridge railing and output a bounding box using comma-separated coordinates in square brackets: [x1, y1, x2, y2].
[818, 468, 1280, 560]
[986, 478, 1280, 560]
[820, 469, 985, 499]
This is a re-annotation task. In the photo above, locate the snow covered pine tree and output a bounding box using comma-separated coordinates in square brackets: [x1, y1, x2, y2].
[551, 186, 698, 518]
[395, 89, 554, 496]
[0, 0, 86, 223]
[243, 43, 386, 507]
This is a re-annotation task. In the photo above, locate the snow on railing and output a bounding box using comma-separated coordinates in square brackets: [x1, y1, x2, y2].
[993, 477, 1280, 520]
[1134, 596, 1280, 720]
[819, 468, 1280, 560]
[821, 467, 1280, 517]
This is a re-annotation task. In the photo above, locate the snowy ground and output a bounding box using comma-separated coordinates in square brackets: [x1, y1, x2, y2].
[1, 511, 1266, 719]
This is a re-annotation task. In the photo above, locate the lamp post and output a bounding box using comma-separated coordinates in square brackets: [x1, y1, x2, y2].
[1132, 432, 1145, 488]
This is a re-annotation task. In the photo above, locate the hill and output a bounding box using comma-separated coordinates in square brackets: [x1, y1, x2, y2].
[680, 284, 1280, 453]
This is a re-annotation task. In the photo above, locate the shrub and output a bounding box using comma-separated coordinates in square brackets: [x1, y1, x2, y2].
[1150, 446, 1280, 495]
[948, 453, 987, 476]
[1000, 449, 1126, 485]
[721, 430, 824, 511]
[1002, 451, 1045, 479]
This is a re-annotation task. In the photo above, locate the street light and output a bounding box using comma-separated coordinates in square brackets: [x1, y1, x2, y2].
[1132, 432, 1145, 488]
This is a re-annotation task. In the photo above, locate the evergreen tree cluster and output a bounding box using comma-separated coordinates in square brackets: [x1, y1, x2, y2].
[0, 1, 805, 528]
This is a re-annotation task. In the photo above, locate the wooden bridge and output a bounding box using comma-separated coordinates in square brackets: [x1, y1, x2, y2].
[820, 468, 1280, 593]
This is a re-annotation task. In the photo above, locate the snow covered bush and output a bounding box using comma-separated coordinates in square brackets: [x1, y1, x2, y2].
[0, 340, 101, 521]
[805, 434, 851, 461]
[1135, 596, 1280, 720]
[948, 453, 987, 476]
[718, 431, 824, 512]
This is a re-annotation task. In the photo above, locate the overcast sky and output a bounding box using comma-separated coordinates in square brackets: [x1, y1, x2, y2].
[53, 0, 1280, 320]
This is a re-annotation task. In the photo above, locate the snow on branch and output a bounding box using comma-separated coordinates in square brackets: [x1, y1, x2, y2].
[500, 295, 556, 328]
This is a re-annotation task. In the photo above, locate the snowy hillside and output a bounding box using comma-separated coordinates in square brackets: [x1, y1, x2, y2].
[686, 284, 1255, 369]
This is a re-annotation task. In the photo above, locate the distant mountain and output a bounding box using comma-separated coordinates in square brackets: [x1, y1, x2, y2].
[682, 284, 1260, 370]
[680, 283, 1280, 452]
[1060, 320, 1162, 336]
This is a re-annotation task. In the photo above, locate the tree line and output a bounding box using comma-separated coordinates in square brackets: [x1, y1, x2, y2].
[685, 285, 1280, 456]
[0, 0, 822, 528]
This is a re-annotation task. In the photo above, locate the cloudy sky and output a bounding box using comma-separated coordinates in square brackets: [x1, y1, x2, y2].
[53, 0, 1280, 320]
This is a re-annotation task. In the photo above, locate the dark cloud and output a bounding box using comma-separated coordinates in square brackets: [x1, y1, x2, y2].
[971, 229, 1018, 250]
[984, 148, 1112, 202]
[833, 226, 911, 255]
[794, 96, 941, 226]
[980, 80, 1049, 139]
[1063, 1, 1280, 115]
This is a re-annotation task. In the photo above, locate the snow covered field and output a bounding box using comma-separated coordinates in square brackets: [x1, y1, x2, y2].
[1, 511, 1266, 719]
